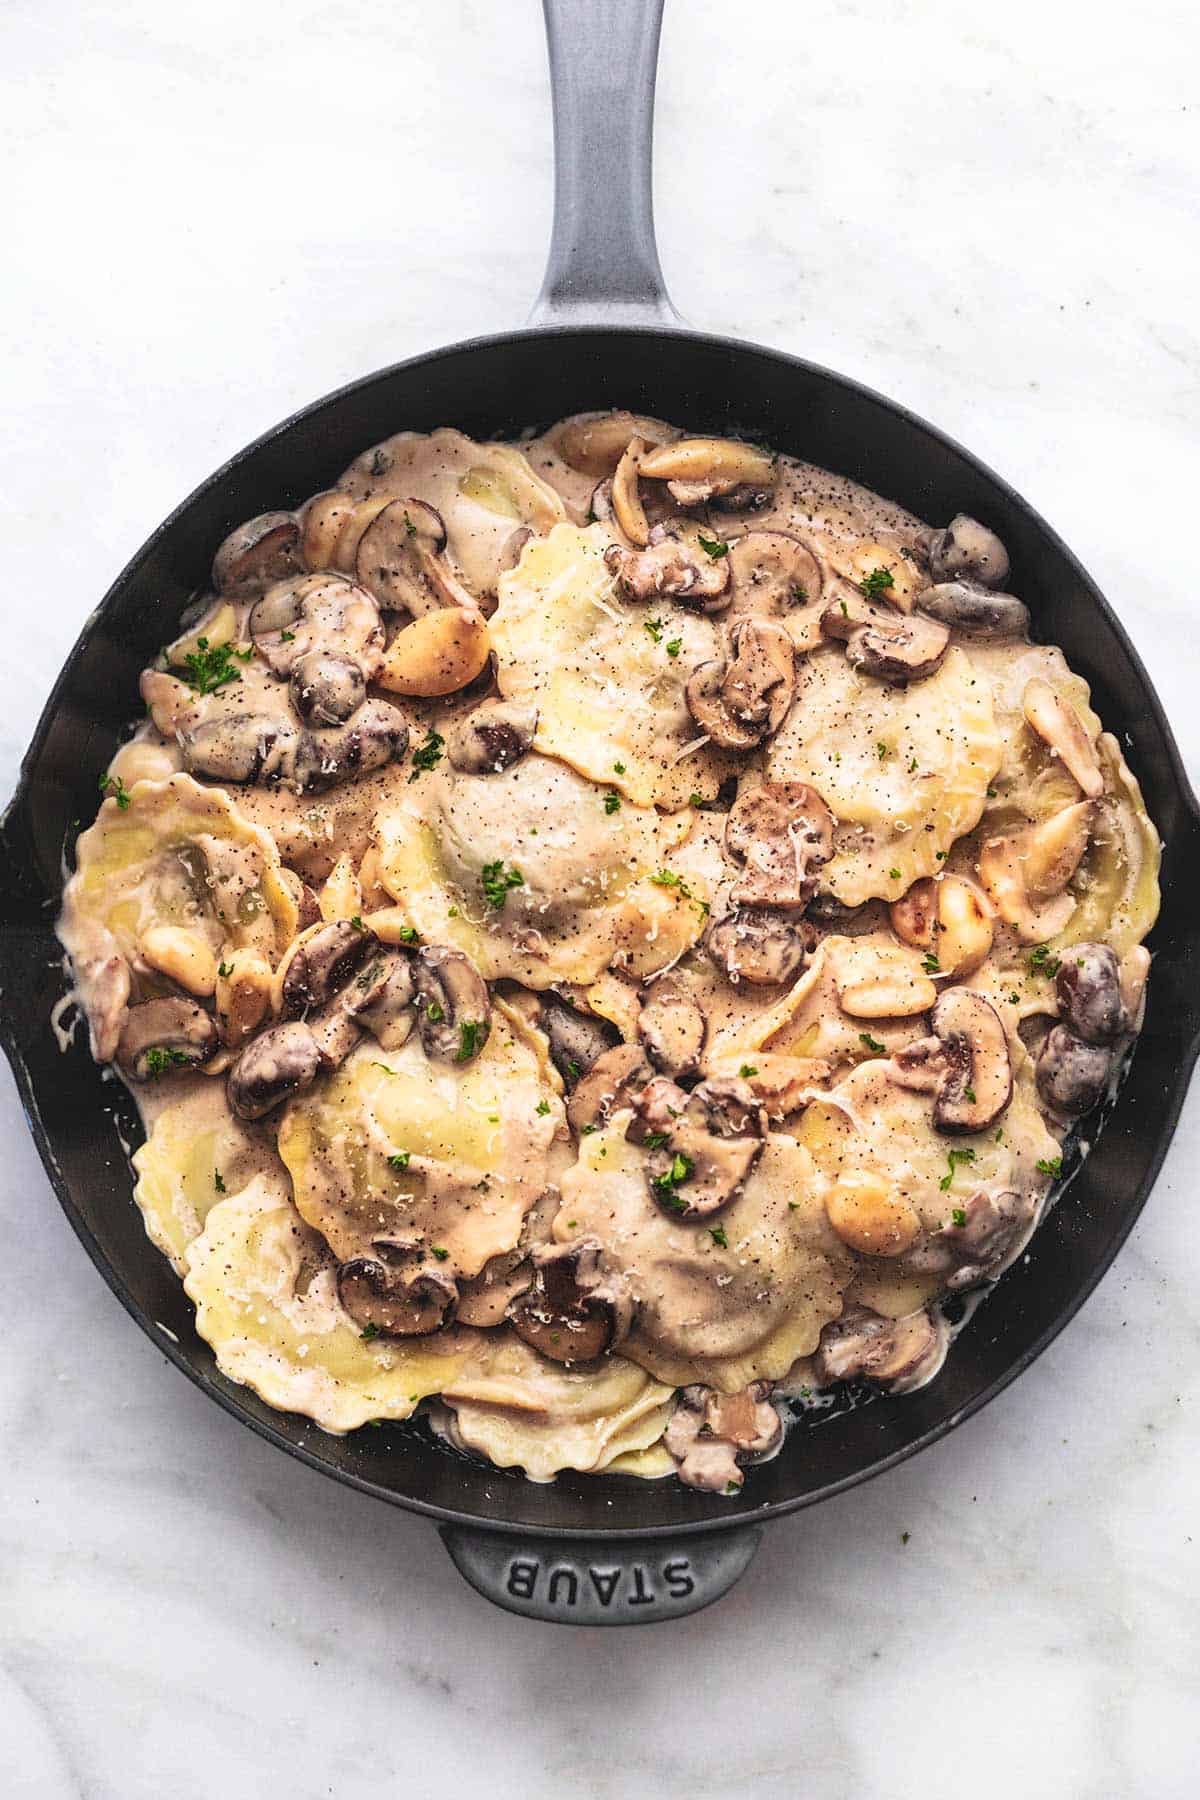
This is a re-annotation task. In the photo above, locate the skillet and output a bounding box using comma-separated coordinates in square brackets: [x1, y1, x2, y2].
[2, 0, 1198, 1625]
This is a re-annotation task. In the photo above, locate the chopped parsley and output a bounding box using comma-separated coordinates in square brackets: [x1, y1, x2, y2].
[613, 761, 626, 774]
[535, 1099, 551, 1116]
[1028, 944, 1062, 978]
[986, 784, 997, 799]
[388, 1151, 411, 1171]
[396, 924, 419, 944]
[665, 637, 682, 658]
[604, 791, 621, 815]
[938, 1147, 977, 1192]
[644, 617, 665, 644]
[1036, 1156, 1063, 1179]
[859, 566, 895, 598]
[429, 1245, 449, 1262]
[951, 1207, 967, 1228]
[349, 914, 366, 932]
[214, 1170, 226, 1193]
[455, 1019, 485, 1062]
[408, 729, 445, 781]
[144, 1046, 195, 1078]
[964, 1086, 977, 1104]
[709, 1226, 729, 1248]
[649, 869, 709, 915]
[98, 771, 131, 810]
[739, 1064, 758, 1078]
[642, 1131, 670, 1150]
[858, 1032, 886, 1054]
[921, 951, 941, 974]
[838, 598, 849, 618]
[908, 756, 919, 774]
[650, 1151, 694, 1209]
[403, 510, 418, 538]
[688, 792, 704, 808]
[696, 532, 729, 560]
[792, 583, 808, 603]
[876, 740, 891, 762]
[889, 868, 901, 880]
[372, 1062, 398, 1076]
[279, 629, 296, 642]
[217, 961, 233, 978]
[175, 636, 252, 696]
[360, 1322, 382, 1341]
[425, 1001, 445, 1023]
[480, 859, 524, 910]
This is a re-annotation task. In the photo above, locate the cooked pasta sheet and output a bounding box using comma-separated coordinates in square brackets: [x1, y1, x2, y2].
[57, 411, 1160, 1491]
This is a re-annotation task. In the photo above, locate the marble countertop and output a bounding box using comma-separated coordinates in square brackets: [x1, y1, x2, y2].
[2, 0, 1197, 1793]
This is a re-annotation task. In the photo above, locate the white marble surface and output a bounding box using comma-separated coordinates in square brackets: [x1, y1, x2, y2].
[2, 0, 1198, 1793]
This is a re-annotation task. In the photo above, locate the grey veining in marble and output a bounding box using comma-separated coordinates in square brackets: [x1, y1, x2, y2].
[1, 0, 1198, 1794]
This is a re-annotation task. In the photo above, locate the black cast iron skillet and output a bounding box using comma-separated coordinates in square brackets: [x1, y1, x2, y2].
[2, 0, 1198, 1625]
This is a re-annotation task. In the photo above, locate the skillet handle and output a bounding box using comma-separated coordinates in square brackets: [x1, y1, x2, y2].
[439, 1522, 761, 1625]
[530, 0, 681, 327]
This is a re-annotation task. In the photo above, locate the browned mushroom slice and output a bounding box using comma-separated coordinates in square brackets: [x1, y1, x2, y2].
[212, 512, 303, 598]
[1035, 1025, 1113, 1117]
[889, 874, 995, 980]
[821, 591, 949, 682]
[910, 1188, 1037, 1291]
[296, 699, 409, 793]
[180, 712, 304, 787]
[727, 531, 823, 618]
[248, 572, 385, 681]
[227, 1020, 324, 1119]
[539, 996, 621, 1089]
[300, 490, 358, 572]
[412, 945, 491, 1062]
[704, 904, 814, 986]
[289, 651, 367, 727]
[282, 920, 373, 1016]
[813, 1306, 948, 1392]
[507, 1238, 633, 1364]
[352, 952, 416, 1051]
[117, 998, 220, 1082]
[567, 1042, 654, 1134]
[611, 439, 652, 546]
[637, 438, 778, 506]
[338, 1255, 458, 1338]
[555, 411, 672, 476]
[724, 780, 834, 908]
[685, 620, 795, 750]
[1023, 679, 1105, 798]
[916, 580, 1029, 638]
[927, 514, 1010, 589]
[665, 1381, 782, 1492]
[605, 523, 732, 609]
[355, 497, 476, 615]
[634, 1075, 765, 1219]
[893, 988, 1012, 1134]
[1055, 942, 1127, 1044]
[637, 980, 705, 1078]
[444, 700, 538, 774]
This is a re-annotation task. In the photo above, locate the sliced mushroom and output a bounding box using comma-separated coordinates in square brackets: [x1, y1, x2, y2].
[376, 605, 490, 697]
[355, 497, 476, 615]
[227, 1020, 323, 1119]
[567, 1043, 654, 1135]
[289, 651, 367, 726]
[555, 411, 672, 476]
[909, 1188, 1037, 1291]
[611, 438, 652, 546]
[297, 699, 410, 793]
[333, 496, 398, 572]
[822, 591, 949, 683]
[889, 874, 996, 979]
[444, 700, 537, 773]
[1056, 942, 1127, 1044]
[412, 945, 491, 1062]
[337, 1255, 458, 1338]
[814, 1306, 948, 1393]
[281, 921, 373, 1017]
[138, 924, 218, 998]
[212, 512, 303, 598]
[637, 981, 705, 1078]
[604, 524, 732, 609]
[214, 948, 273, 1049]
[665, 1382, 782, 1492]
[834, 941, 937, 1018]
[539, 996, 621, 1088]
[507, 1238, 633, 1363]
[249, 573, 385, 681]
[1023, 679, 1105, 799]
[916, 580, 1029, 638]
[892, 988, 1013, 1134]
[704, 904, 814, 986]
[724, 780, 834, 909]
[927, 514, 1010, 589]
[686, 620, 795, 750]
[179, 712, 304, 787]
[634, 1075, 765, 1219]
[1035, 1024, 1113, 1116]
[300, 490, 358, 572]
[727, 531, 823, 619]
[116, 998, 220, 1082]
[350, 952, 416, 1051]
[637, 437, 777, 506]
[977, 829, 1078, 944]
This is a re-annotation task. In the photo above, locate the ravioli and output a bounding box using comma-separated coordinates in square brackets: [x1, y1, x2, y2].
[555, 1123, 853, 1393]
[338, 428, 567, 602]
[374, 753, 705, 987]
[489, 523, 736, 808]
[767, 645, 1003, 904]
[184, 1178, 477, 1432]
[278, 1018, 560, 1278]
[132, 1079, 279, 1271]
[435, 1330, 675, 1482]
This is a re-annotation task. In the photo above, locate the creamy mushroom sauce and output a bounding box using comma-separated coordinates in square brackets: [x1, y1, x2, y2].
[56, 413, 1161, 1493]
